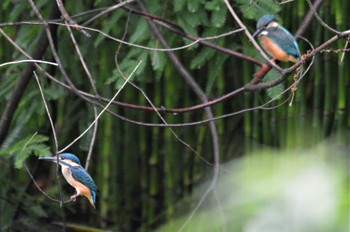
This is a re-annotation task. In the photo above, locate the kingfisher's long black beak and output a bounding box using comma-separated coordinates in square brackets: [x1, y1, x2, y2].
[39, 156, 58, 162]
[39, 156, 74, 168]
[252, 28, 261, 37]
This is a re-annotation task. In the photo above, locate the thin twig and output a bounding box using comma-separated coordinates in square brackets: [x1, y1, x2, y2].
[62, 13, 99, 170]
[82, 0, 136, 26]
[295, 0, 324, 38]
[33, 72, 59, 152]
[55, 0, 90, 37]
[22, 133, 60, 202]
[306, 0, 340, 34]
[24, 164, 61, 203]
[33, 71, 65, 212]
[0, 60, 57, 67]
[58, 60, 142, 154]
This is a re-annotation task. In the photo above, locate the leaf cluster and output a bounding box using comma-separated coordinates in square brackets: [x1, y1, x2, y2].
[0, 134, 51, 168]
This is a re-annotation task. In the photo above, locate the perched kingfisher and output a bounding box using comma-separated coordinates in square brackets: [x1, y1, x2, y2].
[253, 15, 301, 63]
[39, 153, 98, 208]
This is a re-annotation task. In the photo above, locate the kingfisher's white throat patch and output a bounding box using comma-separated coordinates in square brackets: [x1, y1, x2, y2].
[60, 159, 81, 167]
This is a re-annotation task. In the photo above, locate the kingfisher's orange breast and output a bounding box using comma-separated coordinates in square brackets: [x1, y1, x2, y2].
[62, 167, 93, 201]
[259, 35, 290, 62]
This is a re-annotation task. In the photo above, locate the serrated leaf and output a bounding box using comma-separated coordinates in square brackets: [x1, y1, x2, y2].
[151, 50, 166, 72]
[266, 83, 284, 100]
[206, 54, 229, 94]
[190, 48, 215, 69]
[16, 142, 51, 169]
[187, 0, 202, 13]
[205, 0, 221, 11]
[0, 134, 51, 169]
[79, 112, 94, 152]
[177, 12, 201, 38]
[0, 71, 18, 98]
[236, 0, 281, 20]
[262, 69, 285, 100]
[9, 3, 29, 22]
[211, 6, 227, 28]
[174, 0, 186, 12]
[129, 20, 149, 43]
[94, 12, 123, 48]
[0, 134, 49, 155]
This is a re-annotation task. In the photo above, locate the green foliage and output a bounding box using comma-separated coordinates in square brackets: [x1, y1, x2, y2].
[206, 53, 228, 94]
[205, 0, 228, 28]
[94, 12, 125, 48]
[0, 70, 18, 98]
[23, 205, 48, 218]
[174, 0, 186, 12]
[151, 49, 167, 75]
[190, 48, 215, 69]
[129, 20, 150, 44]
[0, 134, 51, 168]
[187, 0, 201, 13]
[7, 2, 31, 22]
[210, 5, 227, 28]
[236, 0, 281, 20]
[261, 68, 285, 100]
[177, 11, 202, 38]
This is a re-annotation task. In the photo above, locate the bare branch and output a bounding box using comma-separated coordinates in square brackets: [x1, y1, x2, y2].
[306, 0, 340, 34]
[0, 60, 57, 67]
[83, 0, 136, 26]
[33, 72, 59, 152]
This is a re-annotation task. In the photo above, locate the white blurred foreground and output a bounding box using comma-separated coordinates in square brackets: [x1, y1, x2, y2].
[158, 142, 349, 232]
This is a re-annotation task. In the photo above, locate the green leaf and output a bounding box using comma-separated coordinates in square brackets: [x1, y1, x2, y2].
[0, 71, 18, 99]
[236, 0, 281, 20]
[205, 0, 221, 11]
[129, 20, 149, 43]
[206, 54, 229, 94]
[151, 49, 166, 73]
[262, 68, 284, 100]
[174, 0, 186, 12]
[187, 0, 202, 13]
[23, 205, 48, 218]
[94, 12, 123, 48]
[177, 11, 202, 38]
[211, 5, 227, 28]
[190, 48, 215, 69]
[0, 134, 51, 169]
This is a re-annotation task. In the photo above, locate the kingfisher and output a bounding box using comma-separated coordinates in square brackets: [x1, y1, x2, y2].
[39, 153, 98, 208]
[253, 15, 301, 63]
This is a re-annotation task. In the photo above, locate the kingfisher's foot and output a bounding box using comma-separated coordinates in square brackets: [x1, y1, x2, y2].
[70, 194, 78, 201]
